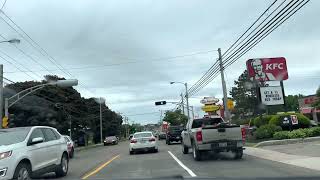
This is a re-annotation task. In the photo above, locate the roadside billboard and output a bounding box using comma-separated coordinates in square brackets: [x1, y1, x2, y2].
[260, 86, 284, 105]
[246, 57, 288, 81]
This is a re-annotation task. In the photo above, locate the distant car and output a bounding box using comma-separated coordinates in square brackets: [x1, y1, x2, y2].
[158, 132, 166, 140]
[0, 126, 69, 180]
[104, 136, 118, 146]
[129, 131, 158, 155]
[63, 135, 75, 158]
[166, 126, 183, 145]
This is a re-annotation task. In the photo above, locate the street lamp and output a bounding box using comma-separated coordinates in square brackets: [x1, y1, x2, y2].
[94, 97, 105, 144]
[0, 38, 21, 128]
[170, 81, 190, 123]
[3, 79, 78, 127]
[0, 38, 20, 44]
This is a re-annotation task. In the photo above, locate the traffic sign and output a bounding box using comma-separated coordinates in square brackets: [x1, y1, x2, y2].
[227, 99, 234, 110]
[201, 105, 220, 112]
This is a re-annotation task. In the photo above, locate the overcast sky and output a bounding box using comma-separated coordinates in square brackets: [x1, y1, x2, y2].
[0, 0, 319, 124]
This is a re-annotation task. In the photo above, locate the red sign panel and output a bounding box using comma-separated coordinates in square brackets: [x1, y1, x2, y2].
[246, 57, 288, 81]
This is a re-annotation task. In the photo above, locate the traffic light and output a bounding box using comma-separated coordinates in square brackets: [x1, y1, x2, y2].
[155, 101, 166, 106]
[2, 116, 8, 128]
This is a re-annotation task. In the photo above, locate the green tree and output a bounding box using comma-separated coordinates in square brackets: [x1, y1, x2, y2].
[230, 70, 259, 119]
[4, 75, 123, 144]
[312, 87, 320, 108]
[163, 110, 188, 126]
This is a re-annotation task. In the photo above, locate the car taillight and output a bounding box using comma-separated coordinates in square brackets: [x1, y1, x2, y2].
[196, 131, 202, 142]
[241, 127, 246, 143]
[149, 138, 155, 142]
[130, 139, 137, 143]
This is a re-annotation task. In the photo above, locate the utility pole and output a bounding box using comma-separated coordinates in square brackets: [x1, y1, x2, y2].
[180, 93, 185, 115]
[191, 106, 195, 120]
[218, 48, 230, 123]
[185, 83, 190, 122]
[99, 97, 103, 143]
[0, 64, 3, 129]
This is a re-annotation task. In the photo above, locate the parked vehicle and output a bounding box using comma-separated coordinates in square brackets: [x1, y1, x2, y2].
[181, 116, 245, 161]
[129, 131, 158, 155]
[104, 136, 118, 146]
[158, 132, 166, 140]
[166, 125, 183, 145]
[63, 135, 75, 158]
[0, 126, 69, 180]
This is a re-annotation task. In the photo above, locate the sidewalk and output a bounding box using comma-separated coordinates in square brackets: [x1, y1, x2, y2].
[245, 146, 320, 171]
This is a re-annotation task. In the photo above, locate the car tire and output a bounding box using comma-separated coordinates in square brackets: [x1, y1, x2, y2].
[167, 140, 171, 145]
[234, 149, 243, 159]
[69, 148, 74, 159]
[55, 153, 69, 177]
[182, 143, 189, 154]
[154, 148, 159, 153]
[192, 142, 202, 161]
[129, 150, 134, 155]
[13, 162, 32, 180]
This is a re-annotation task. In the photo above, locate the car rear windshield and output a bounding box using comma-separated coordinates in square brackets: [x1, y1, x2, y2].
[134, 133, 152, 138]
[0, 127, 31, 145]
[192, 118, 223, 128]
[169, 126, 183, 132]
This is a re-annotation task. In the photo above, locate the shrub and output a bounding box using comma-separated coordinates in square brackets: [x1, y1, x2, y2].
[273, 131, 289, 140]
[287, 129, 307, 139]
[309, 127, 320, 137]
[269, 113, 310, 128]
[253, 115, 273, 128]
[273, 127, 320, 140]
[255, 124, 282, 139]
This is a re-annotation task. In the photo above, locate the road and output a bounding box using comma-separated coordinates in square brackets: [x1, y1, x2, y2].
[60, 140, 320, 179]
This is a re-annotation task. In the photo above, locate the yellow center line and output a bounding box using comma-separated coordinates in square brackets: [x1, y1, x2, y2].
[81, 154, 120, 179]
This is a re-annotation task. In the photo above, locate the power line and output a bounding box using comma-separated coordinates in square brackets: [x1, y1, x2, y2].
[0, 52, 40, 79]
[4, 49, 218, 74]
[223, 0, 309, 70]
[0, 0, 7, 10]
[186, 0, 309, 97]
[222, 0, 278, 58]
[187, 0, 280, 97]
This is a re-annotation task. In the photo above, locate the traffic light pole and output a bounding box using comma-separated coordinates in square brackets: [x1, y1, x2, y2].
[218, 48, 230, 123]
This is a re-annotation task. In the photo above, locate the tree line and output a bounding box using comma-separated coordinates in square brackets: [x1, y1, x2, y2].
[4, 75, 122, 143]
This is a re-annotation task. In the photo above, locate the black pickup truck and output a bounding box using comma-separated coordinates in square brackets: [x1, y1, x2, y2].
[166, 125, 183, 145]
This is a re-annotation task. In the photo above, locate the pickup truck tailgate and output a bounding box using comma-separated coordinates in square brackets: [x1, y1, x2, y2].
[201, 125, 242, 143]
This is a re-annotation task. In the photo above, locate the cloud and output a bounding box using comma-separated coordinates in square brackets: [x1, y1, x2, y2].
[0, 0, 319, 124]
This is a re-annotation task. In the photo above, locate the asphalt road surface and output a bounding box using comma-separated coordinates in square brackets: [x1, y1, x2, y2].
[58, 140, 320, 180]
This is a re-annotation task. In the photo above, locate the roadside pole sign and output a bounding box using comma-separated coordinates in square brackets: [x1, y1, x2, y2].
[246, 57, 288, 82]
[201, 105, 220, 112]
[291, 115, 299, 125]
[227, 99, 234, 110]
[200, 97, 219, 105]
[260, 86, 284, 105]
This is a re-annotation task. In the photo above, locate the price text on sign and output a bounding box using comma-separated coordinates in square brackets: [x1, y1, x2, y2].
[260, 86, 284, 105]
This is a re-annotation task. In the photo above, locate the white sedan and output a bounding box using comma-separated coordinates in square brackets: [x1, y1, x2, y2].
[129, 131, 158, 154]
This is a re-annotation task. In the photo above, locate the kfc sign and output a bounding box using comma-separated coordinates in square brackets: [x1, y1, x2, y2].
[246, 57, 288, 81]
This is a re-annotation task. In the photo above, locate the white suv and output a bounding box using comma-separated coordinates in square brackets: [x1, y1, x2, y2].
[0, 126, 69, 180]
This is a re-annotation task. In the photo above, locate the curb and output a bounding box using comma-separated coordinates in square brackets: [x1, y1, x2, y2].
[75, 143, 103, 152]
[253, 136, 320, 148]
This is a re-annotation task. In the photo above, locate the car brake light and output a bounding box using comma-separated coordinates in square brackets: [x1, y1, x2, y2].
[149, 138, 155, 142]
[241, 127, 246, 143]
[130, 139, 137, 143]
[196, 131, 202, 142]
